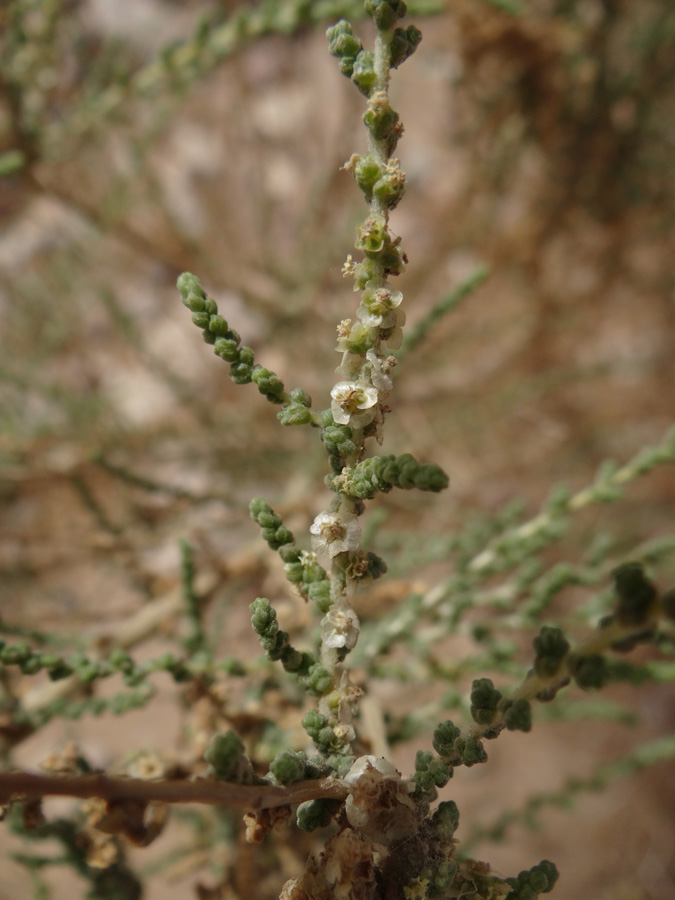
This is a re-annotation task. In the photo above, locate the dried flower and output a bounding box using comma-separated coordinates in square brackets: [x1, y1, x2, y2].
[321, 603, 360, 650]
[310, 511, 361, 558]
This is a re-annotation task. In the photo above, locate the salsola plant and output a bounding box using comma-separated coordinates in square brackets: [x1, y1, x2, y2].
[1, 2, 674, 899]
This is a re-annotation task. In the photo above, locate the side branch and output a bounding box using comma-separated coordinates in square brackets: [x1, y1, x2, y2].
[0, 771, 348, 813]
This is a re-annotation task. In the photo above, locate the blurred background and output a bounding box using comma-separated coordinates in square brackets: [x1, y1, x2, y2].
[1, 1, 674, 899]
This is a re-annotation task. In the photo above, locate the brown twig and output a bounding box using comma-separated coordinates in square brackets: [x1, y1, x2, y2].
[0, 770, 348, 812]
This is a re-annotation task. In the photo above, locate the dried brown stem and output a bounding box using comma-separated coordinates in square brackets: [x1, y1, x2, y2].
[0, 770, 348, 813]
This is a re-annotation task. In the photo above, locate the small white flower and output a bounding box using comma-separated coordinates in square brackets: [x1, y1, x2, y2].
[335, 352, 363, 381]
[310, 511, 361, 558]
[330, 381, 379, 427]
[357, 285, 403, 328]
[321, 604, 360, 650]
[365, 349, 393, 394]
[382, 307, 406, 349]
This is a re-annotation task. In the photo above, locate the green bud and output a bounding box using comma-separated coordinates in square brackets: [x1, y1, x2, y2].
[204, 731, 248, 781]
[47, 661, 74, 680]
[229, 363, 252, 383]
[380, 241, 407, 276]
[413, 770, 435, 794]
[278, 403, 313, 425]
[213, 338, 239, 361]
[352, 259, 375, 289]
[307, 580, 332, 612]
[415, 750, 433, 771]
[501, 698, 532, 732]
[177, 272, 204, 301]
[363, 92, 399, 142]
[191, 311, 210, 329]
[255, 510, 280, 529]
[278, 543, 300, 563]
[456, 735, 487, 767]
[432, 720, 461, 758]
[208, 315, 229, 337]
[351, 50, 377, 95]
[365, 0, 407, 31]
[20, 656, 42, 675]
[269, 749, 307, 785]
[470, 678, 502, 725]
[568, 653, 608, 690]
[283, 561, 305, 583]
[533, 625, 570, 678]
[281, 643, 304, 670]
[389, 24, 422, 69]
[289, 387, 311, 406]
[354, 155, 382, 199]
[338, 56, 357, 78]
[428, 758, 452, 787]
[249, 497, 270, 518]
[433, 800, 460, 840]
[611, 562, 657, 626]
[302, 558, 327, 584]
[250, 597, 277, 636]
[332, 32, 361, 59]
[356, 214, 387, 255]
[303, 663, 333, 696]
[185, 292, 205, 312]
[326, 19, 354, 47]
[372, 173, 405, 208]
[1, 642, 33, 665]
[297, 798, 341, 832]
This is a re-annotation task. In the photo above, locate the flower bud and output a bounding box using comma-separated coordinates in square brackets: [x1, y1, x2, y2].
[470, 677, 502, 725]
[185, 292, 205, 312]
[177, 272, 204, 301]
[351, 50, 377, 95]
[269, 749, 307, 785]
[250, 597, 277, 635]
[611, 561, 657, 626]
[289, 387, 311, 406]
[229, 363, 252, 384]
[533, 625, 570, 677]
[297, 798, 341, 832]
[567, 653, 608, 690]
[354, 155, 382, 199]
[432, 720, 461, 758]
[365, 0, 407, 31]
[356, 214, 387, 255]
[191, 311, 210, 329]
[363, 91, 399, 142]
[208, 315, 229, 337]
[389, 24, 422, 69]
[204, 730, 251, 782]
[433, 800, 459, 840]
[501, 698, 532, 732]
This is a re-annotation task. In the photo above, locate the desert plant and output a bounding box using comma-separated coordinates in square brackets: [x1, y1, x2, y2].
[1, 1, 674, 899]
